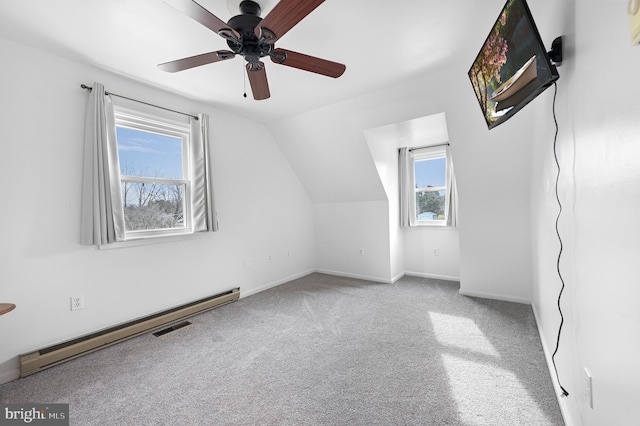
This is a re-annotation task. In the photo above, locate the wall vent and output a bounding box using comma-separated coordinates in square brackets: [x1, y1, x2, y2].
[20, 288, 239, 377]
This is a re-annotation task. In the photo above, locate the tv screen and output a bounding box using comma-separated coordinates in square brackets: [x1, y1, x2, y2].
[468, 0, 559, 129]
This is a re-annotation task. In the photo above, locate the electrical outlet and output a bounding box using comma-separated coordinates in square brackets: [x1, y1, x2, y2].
[584, 367, 593, 409]
[70, 295, 84, 311]
[433, 248, 440, 256]
[359, 248, 365, 256]
[268, 255, 272, 262]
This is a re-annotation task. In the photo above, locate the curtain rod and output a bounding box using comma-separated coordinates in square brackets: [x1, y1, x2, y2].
[407, 142, 450, 151]
[80, 84, 198, 120]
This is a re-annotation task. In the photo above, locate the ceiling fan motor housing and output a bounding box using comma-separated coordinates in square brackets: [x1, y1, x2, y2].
[227, 1, 272, 68]
[239, 0, 261, 16]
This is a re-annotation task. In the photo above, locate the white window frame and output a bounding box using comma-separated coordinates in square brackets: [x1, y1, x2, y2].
[410, 146, 448, 227]
[114, 107, 193, 240]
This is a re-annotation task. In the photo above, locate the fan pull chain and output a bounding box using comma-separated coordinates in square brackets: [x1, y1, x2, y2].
[242, 61, 247, 98]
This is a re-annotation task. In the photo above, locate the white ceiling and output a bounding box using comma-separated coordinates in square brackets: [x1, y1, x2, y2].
[0, 0, 489, 122]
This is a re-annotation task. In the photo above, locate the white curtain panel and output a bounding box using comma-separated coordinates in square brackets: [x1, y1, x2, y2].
[445, 146, 458, 228]
[398, 147, 413, 227]
[80, 82, 124, 246]
[190, 113, 218, 233]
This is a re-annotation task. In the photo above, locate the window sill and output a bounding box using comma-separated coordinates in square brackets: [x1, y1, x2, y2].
[406, 223, 457, 230]
[98, 231, 209, 250]
[415, 221, 447, 227]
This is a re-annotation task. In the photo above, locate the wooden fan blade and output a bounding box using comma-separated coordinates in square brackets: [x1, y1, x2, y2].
[255, 0, 325, 43]
[158, 51, 235, 72]
[270, 49, 345, 78]
[246, 62, 270, 100]
[164, 0, 240, 39]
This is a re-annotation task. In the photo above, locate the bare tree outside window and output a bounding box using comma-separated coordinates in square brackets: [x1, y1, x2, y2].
[414, 156, 446, 222]
[120, 181, 185, 231]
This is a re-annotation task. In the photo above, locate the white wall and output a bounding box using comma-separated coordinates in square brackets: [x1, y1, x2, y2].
[448, 75, 535, 303]
[530, 0, 640, 425]
[314, 201, 391, 282]
[403, 228, 460, 281]
[364, 125, 404, 282]
[0, 38, 315, 383]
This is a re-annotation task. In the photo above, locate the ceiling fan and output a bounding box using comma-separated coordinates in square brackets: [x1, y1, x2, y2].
[159, 0, 346, 100]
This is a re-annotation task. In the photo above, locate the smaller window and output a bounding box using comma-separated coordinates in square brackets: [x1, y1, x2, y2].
[409, 146, 450, 226]
[414, 154, 446, 224]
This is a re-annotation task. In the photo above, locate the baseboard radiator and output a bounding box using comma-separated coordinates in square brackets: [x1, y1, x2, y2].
[20, 287, 240, 377]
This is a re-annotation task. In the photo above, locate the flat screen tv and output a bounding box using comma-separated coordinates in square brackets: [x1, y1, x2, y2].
[468, 0, 559, 129]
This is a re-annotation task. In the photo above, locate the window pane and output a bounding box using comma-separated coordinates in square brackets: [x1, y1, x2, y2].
[415, 157, 445, 188]
[116, 127, 183, 179]
[416, 190, 445, 221]
[121, 182, 186, 231]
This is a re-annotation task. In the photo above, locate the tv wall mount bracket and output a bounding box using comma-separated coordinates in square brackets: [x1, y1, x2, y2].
[548, 36, 563, 66]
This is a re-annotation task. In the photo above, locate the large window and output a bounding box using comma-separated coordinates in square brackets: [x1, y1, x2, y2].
[80, 83, 217, 247]
[400, 145, 457, 227]
[115, 110, 192, 238]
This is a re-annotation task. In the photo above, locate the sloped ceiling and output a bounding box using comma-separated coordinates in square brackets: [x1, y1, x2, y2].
[0, 0, 490, 123]
[0, 0, 499, 203]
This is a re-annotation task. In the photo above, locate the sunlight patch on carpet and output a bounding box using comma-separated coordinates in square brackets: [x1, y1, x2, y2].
[441, 353, 551, 425]
[428, 312, 500, 357]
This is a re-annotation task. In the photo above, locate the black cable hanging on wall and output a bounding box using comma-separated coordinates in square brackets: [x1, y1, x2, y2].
[550, 81, 569, 397]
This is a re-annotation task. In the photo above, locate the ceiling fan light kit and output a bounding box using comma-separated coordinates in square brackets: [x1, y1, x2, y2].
[159, 0, 346, 100]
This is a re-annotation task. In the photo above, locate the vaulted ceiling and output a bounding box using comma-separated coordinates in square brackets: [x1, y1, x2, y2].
[0, 0, 492, 123]
[1, 0, 509, 204]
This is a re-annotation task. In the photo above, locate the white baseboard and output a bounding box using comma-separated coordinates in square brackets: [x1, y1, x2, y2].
[239, 270, 315, 298]
[404, 271, 460, 282]
[391, 272, 405, 283]
[458, 288, 531, 304]
[532, 304, 574, 426]
[240, 269, 397, 299]
[314, 269, 394, 284]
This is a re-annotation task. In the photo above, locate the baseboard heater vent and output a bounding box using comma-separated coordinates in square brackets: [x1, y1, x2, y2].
[20, 287, 240, 377]
[152, 321, 192, 337]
